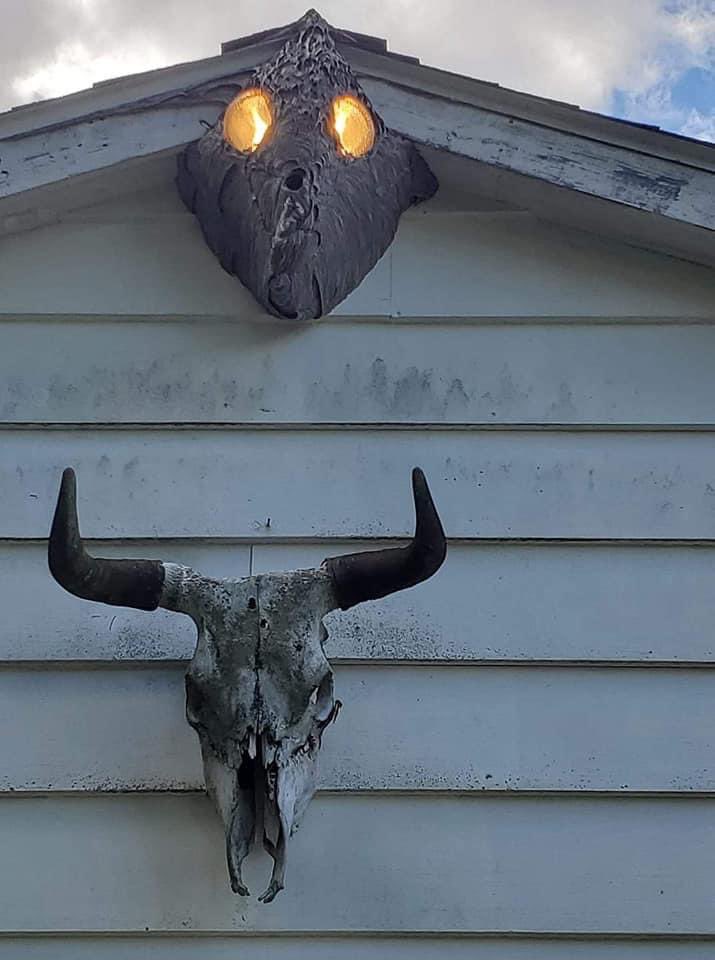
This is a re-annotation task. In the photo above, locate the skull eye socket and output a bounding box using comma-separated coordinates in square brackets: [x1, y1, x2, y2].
[223, 88, 273, 153]
[328, 94, 376, 158]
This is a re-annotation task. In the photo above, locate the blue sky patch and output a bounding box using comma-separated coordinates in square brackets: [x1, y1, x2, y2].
[670, 65, 715, 112]
[609, 5, 714, 143]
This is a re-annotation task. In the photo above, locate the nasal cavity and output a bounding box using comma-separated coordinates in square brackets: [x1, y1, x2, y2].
[285, 168, 306, 191]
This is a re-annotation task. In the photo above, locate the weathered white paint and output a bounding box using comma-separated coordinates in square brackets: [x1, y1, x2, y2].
[1, 664, 712, 794]
[3, 32, 711, 175]
[1, 794, 712, 933]
[4, 428, 715, 539]
[440, 145, 715, 272]
[2, 212, 714, 317]
[353, 50, 715, 173]
[5, 936, 714, 958]
[361, 79, 715, 233]
[0, 107, 210, 202]
[2, 69, 712, 258]
[6, 318, 715, 425]
[5, 541, 715, 663]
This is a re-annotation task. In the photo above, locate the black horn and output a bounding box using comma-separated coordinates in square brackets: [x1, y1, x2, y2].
[325, 467, 447, 610]
[48, 467, 166, 611]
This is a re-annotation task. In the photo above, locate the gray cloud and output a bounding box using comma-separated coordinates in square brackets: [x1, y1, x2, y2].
[1, 0, 711, 130]
[1, 1, 87, 102]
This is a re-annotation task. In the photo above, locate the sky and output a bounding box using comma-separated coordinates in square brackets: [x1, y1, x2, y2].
[1, 0, 713, 142]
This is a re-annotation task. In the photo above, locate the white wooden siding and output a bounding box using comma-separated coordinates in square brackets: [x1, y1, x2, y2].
[1, 171, 714, 952]
[1, 209, 715, 318]
[6, 939, 715, 960]
[3, 427, 715, 539]
[1, 664, 713, 793]
[2, 80, 713, 268]
[5, 540, 715, 662]
[4, 318, 715, 426]
[0, 794, 712, 933]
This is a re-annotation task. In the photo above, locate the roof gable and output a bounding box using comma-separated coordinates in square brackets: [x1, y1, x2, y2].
[1, 9, 713, 267]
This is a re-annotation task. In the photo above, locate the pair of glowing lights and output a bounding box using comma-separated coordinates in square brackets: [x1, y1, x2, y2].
[223, 88, 376, 158]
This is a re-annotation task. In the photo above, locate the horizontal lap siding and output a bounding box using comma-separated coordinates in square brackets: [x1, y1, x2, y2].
[0, 794, 712, 933]
[2, 189, 714, 944]
[4, 540, 715, 662]
[4, 319, 715, 425]
[2, 427, 715, 538]
[1, 664, 713, 793]
[1, 212, 714, 317]
[5, 939, 715, 959]
[0, 541, 251, 660]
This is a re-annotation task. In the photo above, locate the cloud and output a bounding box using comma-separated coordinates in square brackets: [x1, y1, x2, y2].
[680, 106, 715, 140]
[609, 2, 715, 140]
[2, 0, 713, 143]
[11, 38, 165, 104]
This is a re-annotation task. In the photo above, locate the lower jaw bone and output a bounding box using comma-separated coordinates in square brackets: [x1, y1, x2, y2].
[201, 737, 322, 902]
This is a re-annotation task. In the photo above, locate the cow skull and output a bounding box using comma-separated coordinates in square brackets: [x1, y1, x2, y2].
[48, 467, 446, 901]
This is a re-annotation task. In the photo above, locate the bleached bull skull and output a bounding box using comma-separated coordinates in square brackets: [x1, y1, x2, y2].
[48, 466, 446, 901]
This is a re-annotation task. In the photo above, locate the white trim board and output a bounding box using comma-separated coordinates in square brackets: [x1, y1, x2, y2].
[1, 44, 713, 266]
